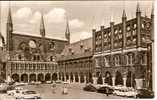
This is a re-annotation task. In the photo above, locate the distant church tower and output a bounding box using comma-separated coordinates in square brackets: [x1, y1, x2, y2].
[65, 18, 70, 44]
[6, 5, 13, 51]
[40, 12, 47, 60]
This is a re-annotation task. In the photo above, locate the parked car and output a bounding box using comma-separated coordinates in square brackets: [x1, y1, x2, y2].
[0, 83, 9, 93]
[83, 84, 97, 92]
[46, 81, 52, 84]
[14, 82, 27, 86]
[97, 86, 114, 94]
[113, 86, 137, 97]
[7, 87, 23, 96]
[136, 89, 154, 98]
[56, 80, 62, 84]
[15, 90, 41, 99]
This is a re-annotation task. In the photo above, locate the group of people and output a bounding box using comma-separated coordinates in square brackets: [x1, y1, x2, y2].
[51, 81, 68, 95]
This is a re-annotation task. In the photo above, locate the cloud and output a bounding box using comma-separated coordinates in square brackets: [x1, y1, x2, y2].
[80, 31, 92, 40]
[45, 8, 66, 23]
[69, 19, 84, 28]
[13, 7, 32, 19]
[29, 11, 41, 24]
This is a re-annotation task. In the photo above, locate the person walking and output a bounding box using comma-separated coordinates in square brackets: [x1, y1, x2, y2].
[51, 81, 56, 94]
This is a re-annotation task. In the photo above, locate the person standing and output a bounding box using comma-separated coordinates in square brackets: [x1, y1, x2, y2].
[52, 81, 56, 94]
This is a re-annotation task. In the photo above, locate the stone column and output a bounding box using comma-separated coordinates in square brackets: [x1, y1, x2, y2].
[112, 77, 115, 86]
[102, 77, 105, 85]
[93, 77, 97, 85]
[57, 73, 59, 81]
[123, 77, 127, 87]
[78, 76, 81, 83]
[135, 79, 143, 89]
[84, 76, 86, 84]
[73, 75, 75, 83]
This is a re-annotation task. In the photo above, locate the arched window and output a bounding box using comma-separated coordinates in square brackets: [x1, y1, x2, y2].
[115, 55, 120, 66]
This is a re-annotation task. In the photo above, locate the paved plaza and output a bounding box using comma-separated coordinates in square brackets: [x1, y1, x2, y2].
[0, 83, 129, 99]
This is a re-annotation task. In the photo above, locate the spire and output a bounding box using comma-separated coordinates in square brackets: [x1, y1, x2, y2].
[151, 3, 154, 17]
[7, 4, 12, 24]
[136, 2, 141, 13]
[122, 9, 127, 18]
[40, 11, 45, 37]
[65, 17, 70, 44]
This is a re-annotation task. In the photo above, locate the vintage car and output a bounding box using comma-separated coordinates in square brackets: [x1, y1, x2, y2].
[15, 90, 41, 99]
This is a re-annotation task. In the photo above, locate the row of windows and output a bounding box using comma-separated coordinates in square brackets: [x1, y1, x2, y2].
[11, 63, 56, 70]
[95, 53, 147, 67]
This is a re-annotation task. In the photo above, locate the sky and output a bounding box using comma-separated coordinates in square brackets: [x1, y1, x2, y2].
[0, 0, 153, 43]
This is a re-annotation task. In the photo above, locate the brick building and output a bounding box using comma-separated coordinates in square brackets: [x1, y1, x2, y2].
[92, 3, 154, 89]
[57, 37, 93, 84]
[4, 7, 69, 82]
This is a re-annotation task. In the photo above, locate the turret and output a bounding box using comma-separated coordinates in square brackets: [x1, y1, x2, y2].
[136, 2, 141, 48]
[151, 5, 154, 42]
[122, 9, 127, 49]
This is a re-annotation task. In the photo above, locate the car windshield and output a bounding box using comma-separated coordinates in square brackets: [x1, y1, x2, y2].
[23, 91, 36, 94]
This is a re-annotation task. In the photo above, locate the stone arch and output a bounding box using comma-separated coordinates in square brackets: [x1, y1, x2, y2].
[75, 72, 79, 82]
[80, 72, 84, 83]
[115, 71, 123, 85]
[21, 74, 28, 82]
[105, 71, 112, 85]
[38, 73, 44, 82]
[126, 71, 136, 88]
[12, 74, 19, 82]
[18, 41, 28, 51]
[52, 73, 57, 81]
[96, 71, 103, 84]
[45, 73, 51, 81]
[30, 73, 36, 82]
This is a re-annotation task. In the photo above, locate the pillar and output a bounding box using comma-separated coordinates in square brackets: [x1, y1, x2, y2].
[112, 77, 115, 86]
[135, 79, 143, 89]
[93, 77, 97, 85]
[84, 76, 86, 84]
[123, 77, 127, 87]
[102, 77, 105, 85]
[57, 73, 59, 81]
[78, 75, 81, 83]
[73, 74, 75, 83]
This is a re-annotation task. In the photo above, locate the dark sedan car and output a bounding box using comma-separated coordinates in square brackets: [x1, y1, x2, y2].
[136, 89, 154, 98]
[97, 86, 114, 94]
[83, 84, 97, 92]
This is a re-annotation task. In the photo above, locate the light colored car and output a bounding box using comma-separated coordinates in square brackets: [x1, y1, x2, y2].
[15, 90, 41, 99]
[46, 81, 52, 84]
[14, 82, 27, 86]
[7, 87, 23, 96]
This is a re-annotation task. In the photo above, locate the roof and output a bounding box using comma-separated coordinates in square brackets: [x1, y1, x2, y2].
[12, 31, 67, 41]
[57, 37, 93, 61]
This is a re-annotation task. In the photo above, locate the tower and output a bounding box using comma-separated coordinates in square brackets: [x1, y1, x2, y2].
[40, 12, 46, 60]
[65, 18, 70, 44]
[6, 5, 13, 51]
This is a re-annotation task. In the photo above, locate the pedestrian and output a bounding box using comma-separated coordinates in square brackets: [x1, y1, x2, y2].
[51, 81, 56, 94]
[106, 87, 109, 96]
[62, 83, 68, 95]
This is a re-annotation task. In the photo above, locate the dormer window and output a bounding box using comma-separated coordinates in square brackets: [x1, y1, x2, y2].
[68, 47, 72, 52]
[80, 42, 83, 48]
[18, 54, 22, 60]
